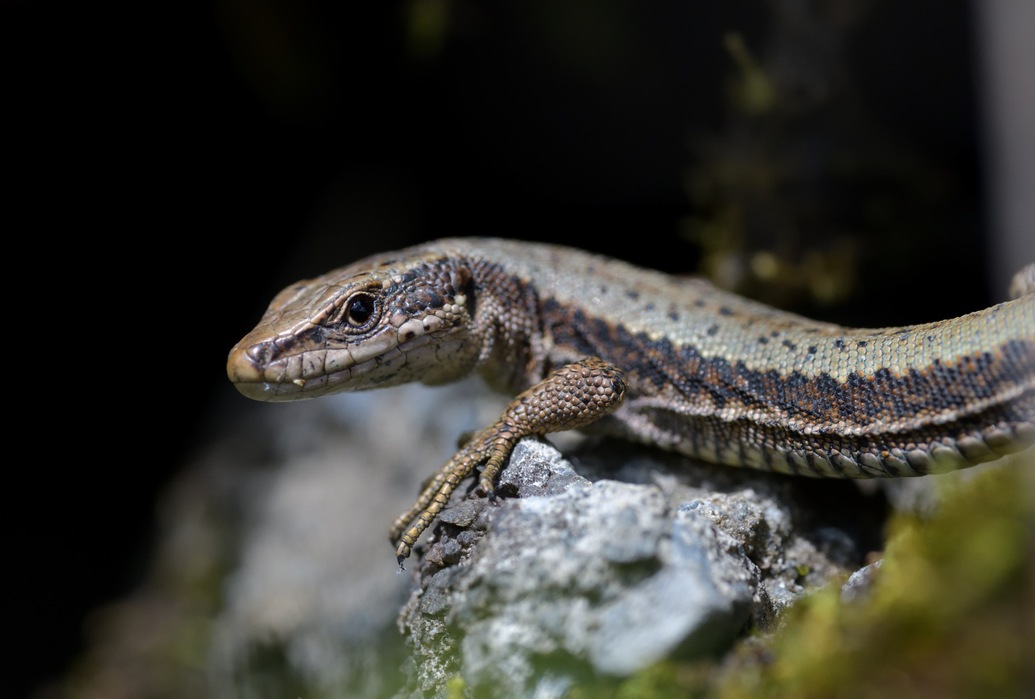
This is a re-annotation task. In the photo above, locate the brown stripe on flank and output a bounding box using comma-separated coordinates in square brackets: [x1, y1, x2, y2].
[541, 297, 1035, 436]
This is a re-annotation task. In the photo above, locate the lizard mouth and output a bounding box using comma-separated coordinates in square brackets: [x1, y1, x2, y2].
[226, 340, 314, 401]
[226, 326, 434, 401]
[226, 344, 372, 401]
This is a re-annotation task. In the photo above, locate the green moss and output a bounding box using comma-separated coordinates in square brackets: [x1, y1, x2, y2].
[567, 660, 715, 699]
[713, 459, 1035, 699]
[447, 674, 468, 699]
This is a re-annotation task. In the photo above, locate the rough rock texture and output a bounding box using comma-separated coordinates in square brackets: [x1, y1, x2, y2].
[396, 437, 885, 697]
[401, 445, 757, 697]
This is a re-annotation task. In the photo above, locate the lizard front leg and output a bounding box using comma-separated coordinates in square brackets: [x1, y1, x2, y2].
[390, 357, 627, 565]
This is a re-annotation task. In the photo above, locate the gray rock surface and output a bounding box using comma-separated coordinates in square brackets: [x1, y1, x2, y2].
[397, 437, 883, 697]
[402, 442, 757, 696]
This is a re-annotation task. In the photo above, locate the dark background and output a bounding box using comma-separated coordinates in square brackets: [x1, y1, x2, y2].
[5, 1, 1005, 695]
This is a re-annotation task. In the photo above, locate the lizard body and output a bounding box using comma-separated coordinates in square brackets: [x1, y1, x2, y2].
[227, 238, 1035, 562]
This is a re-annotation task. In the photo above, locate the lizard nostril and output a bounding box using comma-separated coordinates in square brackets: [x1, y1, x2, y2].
[227, 342, 271, 384]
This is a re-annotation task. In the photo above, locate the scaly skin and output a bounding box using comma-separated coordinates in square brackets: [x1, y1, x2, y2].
[227, 238, 1035, 563]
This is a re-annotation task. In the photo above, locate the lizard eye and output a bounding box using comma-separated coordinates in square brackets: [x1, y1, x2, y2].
[347, 294, 376, 327]
[344, 292, 377, 327]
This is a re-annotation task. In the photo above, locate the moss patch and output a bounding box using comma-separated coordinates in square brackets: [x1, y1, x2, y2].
[724, 460, 1035, 699]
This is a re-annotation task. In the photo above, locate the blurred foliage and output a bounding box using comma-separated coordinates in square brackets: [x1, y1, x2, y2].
[682, 1, 978, 318]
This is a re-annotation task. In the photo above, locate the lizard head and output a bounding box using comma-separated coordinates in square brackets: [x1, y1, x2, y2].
[227, 251, 478, 401]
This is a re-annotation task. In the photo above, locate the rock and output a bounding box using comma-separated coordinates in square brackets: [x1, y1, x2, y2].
[840, 559, 883, 603]
[398, 437, 881, 697]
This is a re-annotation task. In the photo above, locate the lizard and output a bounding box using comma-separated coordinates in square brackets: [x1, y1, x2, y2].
[226, 238, 1035, 564]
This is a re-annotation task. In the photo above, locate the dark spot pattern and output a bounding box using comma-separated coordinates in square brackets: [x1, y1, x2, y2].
[539, 296, 1035, 476]
[296, 327, 325, 347]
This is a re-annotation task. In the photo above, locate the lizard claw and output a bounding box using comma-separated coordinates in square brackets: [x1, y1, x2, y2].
[388, 358, 627, 563]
